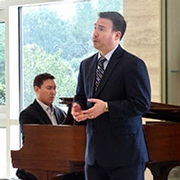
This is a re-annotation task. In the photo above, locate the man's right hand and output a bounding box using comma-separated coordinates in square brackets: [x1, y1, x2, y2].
[71, 102, 88, 122]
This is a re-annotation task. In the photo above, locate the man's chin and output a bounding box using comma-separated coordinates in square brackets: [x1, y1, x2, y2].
[93, 44, 99, 50]
[48, 100, 54, 105]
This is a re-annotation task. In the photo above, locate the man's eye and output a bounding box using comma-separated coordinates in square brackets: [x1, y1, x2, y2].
[99, 27, 104, 31]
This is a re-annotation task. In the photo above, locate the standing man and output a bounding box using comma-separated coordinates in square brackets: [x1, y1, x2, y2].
[71, 11, 151, 180]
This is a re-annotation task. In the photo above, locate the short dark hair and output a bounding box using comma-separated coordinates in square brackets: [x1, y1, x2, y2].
[33, 73, 55, 88]
[98, 11, 127, 39]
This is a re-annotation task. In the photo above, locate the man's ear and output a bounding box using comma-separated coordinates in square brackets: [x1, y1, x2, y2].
[34, 86, 39, 93]
[115, 31, 121, 40]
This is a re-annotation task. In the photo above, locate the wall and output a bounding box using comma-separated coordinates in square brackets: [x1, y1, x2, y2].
[123, 2, 161, 178]
[124, 0, 162, 102]
[167, 0, 180, 105]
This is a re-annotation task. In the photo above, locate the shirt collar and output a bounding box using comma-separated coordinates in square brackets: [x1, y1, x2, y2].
[36, 98, 54, 112]
[98, 44, 119, 62]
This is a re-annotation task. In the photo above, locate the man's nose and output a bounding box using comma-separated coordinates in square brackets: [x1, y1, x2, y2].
[51, 89, 56, 94]
[93, 29, 98, 36]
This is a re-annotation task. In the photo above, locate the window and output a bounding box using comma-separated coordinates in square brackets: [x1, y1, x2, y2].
[5, 1, 123, 177]
[0, 22, 5, 105]
[0, 21, 6, 177]
[20, 0, 123, 110]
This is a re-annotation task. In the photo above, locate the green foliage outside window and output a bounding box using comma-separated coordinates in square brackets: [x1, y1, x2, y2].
[22, 0, 123, 108]
[0, 22, 5, 105]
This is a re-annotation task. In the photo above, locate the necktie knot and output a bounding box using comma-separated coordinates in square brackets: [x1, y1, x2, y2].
[98, 56, 106, 65]
[46, 106, 57, 125]
[46, 106, 52, 113]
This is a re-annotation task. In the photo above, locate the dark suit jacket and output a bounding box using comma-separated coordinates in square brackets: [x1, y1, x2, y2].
[19, 99, 66, 143]
[74, 45, 151, 168]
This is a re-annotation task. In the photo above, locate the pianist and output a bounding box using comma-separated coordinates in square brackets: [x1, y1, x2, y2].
[17, 73, 84, 180]
[19, 73, 66, 143]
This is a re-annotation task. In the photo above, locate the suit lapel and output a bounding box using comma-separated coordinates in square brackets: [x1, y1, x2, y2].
[89, 54, 98, 97]
[33, 100, 52, 124]
[54, 107, 62, 124]
[94, 45, 123, 97]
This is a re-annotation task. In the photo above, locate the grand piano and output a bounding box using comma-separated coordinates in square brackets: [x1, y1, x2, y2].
[11, 98, 180, 180]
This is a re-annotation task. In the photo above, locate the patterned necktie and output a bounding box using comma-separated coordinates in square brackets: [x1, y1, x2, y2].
[95, 56, 106, 92]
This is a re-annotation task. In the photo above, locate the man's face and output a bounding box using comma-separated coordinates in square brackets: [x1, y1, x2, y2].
[92, 17, 121, 56]
[34, 79, 56, 106]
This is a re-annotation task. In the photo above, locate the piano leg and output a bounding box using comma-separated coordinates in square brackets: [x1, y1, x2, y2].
[146, 161, 180, 180]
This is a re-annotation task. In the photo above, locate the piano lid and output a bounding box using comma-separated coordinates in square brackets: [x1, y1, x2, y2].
[143, 102, 180, 121]
[59, 97, 180, 122]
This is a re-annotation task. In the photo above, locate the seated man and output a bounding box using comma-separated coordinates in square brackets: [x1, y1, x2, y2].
[19, 73, 66, 143]
[17, 72, 84, 180]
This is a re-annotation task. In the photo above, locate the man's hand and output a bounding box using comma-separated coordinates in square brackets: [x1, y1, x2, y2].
[82, 98, 107, 119]
[71, 102, 88, 122]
